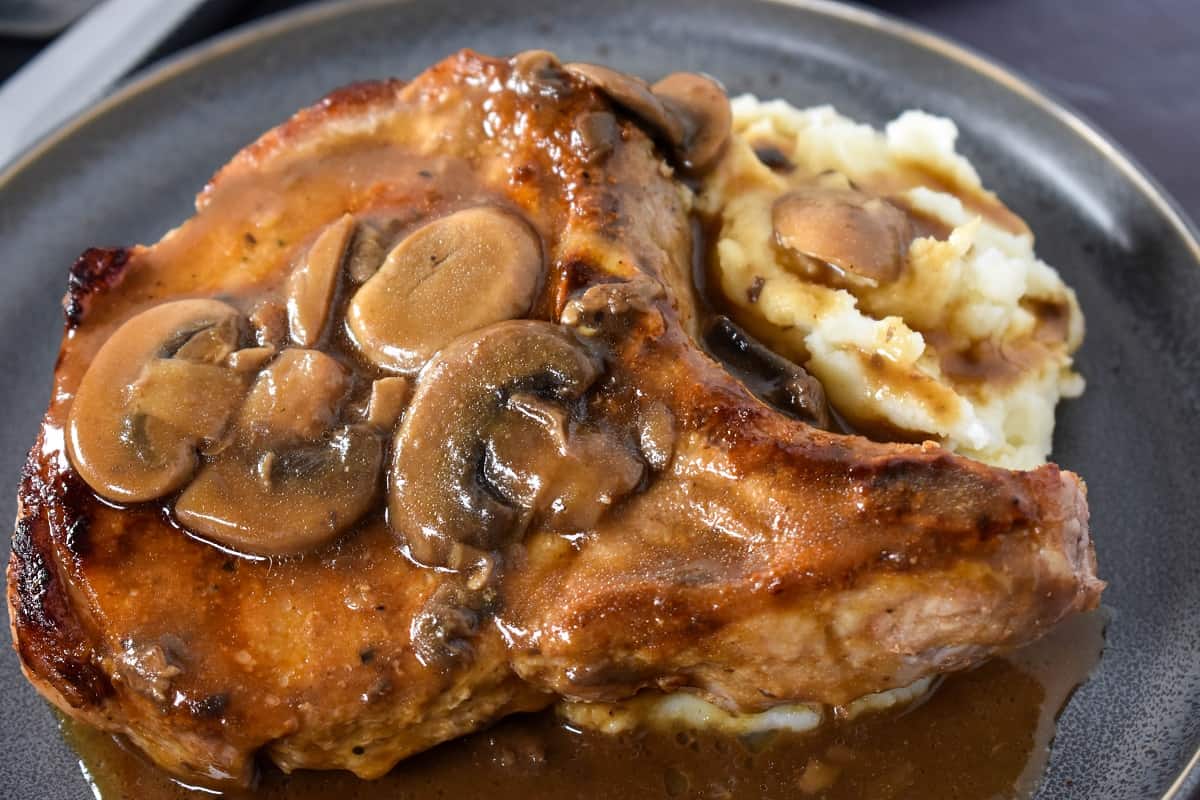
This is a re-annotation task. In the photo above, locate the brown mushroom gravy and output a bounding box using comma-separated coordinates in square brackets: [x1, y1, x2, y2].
[65, 610, 1105, 799]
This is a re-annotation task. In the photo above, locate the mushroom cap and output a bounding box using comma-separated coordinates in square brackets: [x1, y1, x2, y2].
[389, 320, 600, 567]
[174, 425, 383, 557]
[286, 213, 356, 347]
[66, 299, 244, 503]
[238, 348, 349, 443]
[346, 206, 544, 374]
[772, 184, 913, 288]
[564, 62, 686, 147]
[651, 72, 732, 174]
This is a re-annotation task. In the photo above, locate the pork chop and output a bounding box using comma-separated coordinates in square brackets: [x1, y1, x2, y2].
[8, 50, 1102, 787]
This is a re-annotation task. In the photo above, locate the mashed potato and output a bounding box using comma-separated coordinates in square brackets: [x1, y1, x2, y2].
[697, 97, 1084, 469]
[562, 693, 825, 737]
[560, 677, 936, 737]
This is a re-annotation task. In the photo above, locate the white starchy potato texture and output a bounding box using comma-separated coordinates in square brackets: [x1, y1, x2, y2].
[561, 693, 824, 737]
[558, 677, 936, 736]
[697, 97, 1085, 469]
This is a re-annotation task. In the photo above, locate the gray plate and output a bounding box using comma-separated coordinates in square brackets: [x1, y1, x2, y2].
[1, 1, 1198, 798]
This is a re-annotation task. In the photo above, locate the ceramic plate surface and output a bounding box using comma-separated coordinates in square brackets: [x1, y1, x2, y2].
[1, 1, 1197, 797]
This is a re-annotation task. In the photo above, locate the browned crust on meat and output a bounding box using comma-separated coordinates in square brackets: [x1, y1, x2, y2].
[63, 247, 132, 328]
[8, 436, 111, 710]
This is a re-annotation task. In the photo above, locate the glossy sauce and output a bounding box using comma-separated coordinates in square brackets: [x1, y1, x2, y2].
[65, 610, 1105, 800]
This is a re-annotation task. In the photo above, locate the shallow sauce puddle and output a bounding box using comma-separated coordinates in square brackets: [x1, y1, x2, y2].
[64, 610, 1104, 800]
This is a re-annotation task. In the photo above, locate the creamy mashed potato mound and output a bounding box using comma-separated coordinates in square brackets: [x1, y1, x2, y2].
[697, 97, 1084, 469]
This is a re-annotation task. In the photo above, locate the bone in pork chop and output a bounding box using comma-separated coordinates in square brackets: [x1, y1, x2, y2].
[7, 50, 1102, 787]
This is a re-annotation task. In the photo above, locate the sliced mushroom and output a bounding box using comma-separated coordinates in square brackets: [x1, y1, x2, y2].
[564, 62, 686, 147]
[249, 300, 288, 349]
[238, 348, 349, 443]
[173, 315, 239, 364]
[561, 273, 665, 335]
[409, 583, 484, 671]
[67, 299, 246, 503]
[483, 393, 644, 533]
[651, 72, 731, 173]
[346, 218, 401, 284]
[565, 64, 730, 174]
[174, 425, 382, 556]
[286, 213, 355, 346]
[363, 376, 412, 431]
[173, 347, 377, 555]
[115, 640, 184, 705]
[772, 183, 913, 288]
[570, 110, 620, 165]
[130, 359, 247, 443]
[704, 315, 831, 429]
[346, 206, 544, 374]
[225, 345, 276, 373]
[389, 320, 600, 566]
[511, 49, 572, 99]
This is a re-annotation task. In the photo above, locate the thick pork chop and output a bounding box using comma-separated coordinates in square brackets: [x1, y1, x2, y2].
[8, 50, 1102, 787]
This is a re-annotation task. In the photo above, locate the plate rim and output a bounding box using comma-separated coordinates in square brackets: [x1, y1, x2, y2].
[2, 0, 1197, 272]
[0, 0, 1194, 264]
[1, 0, 1197, 796]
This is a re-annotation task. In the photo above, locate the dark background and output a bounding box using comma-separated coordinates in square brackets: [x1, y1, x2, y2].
[1, 0, 1198, 224]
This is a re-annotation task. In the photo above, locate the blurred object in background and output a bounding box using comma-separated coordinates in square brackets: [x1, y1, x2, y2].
[0, 0, 237, 167]
[0, 0, 100, 37]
